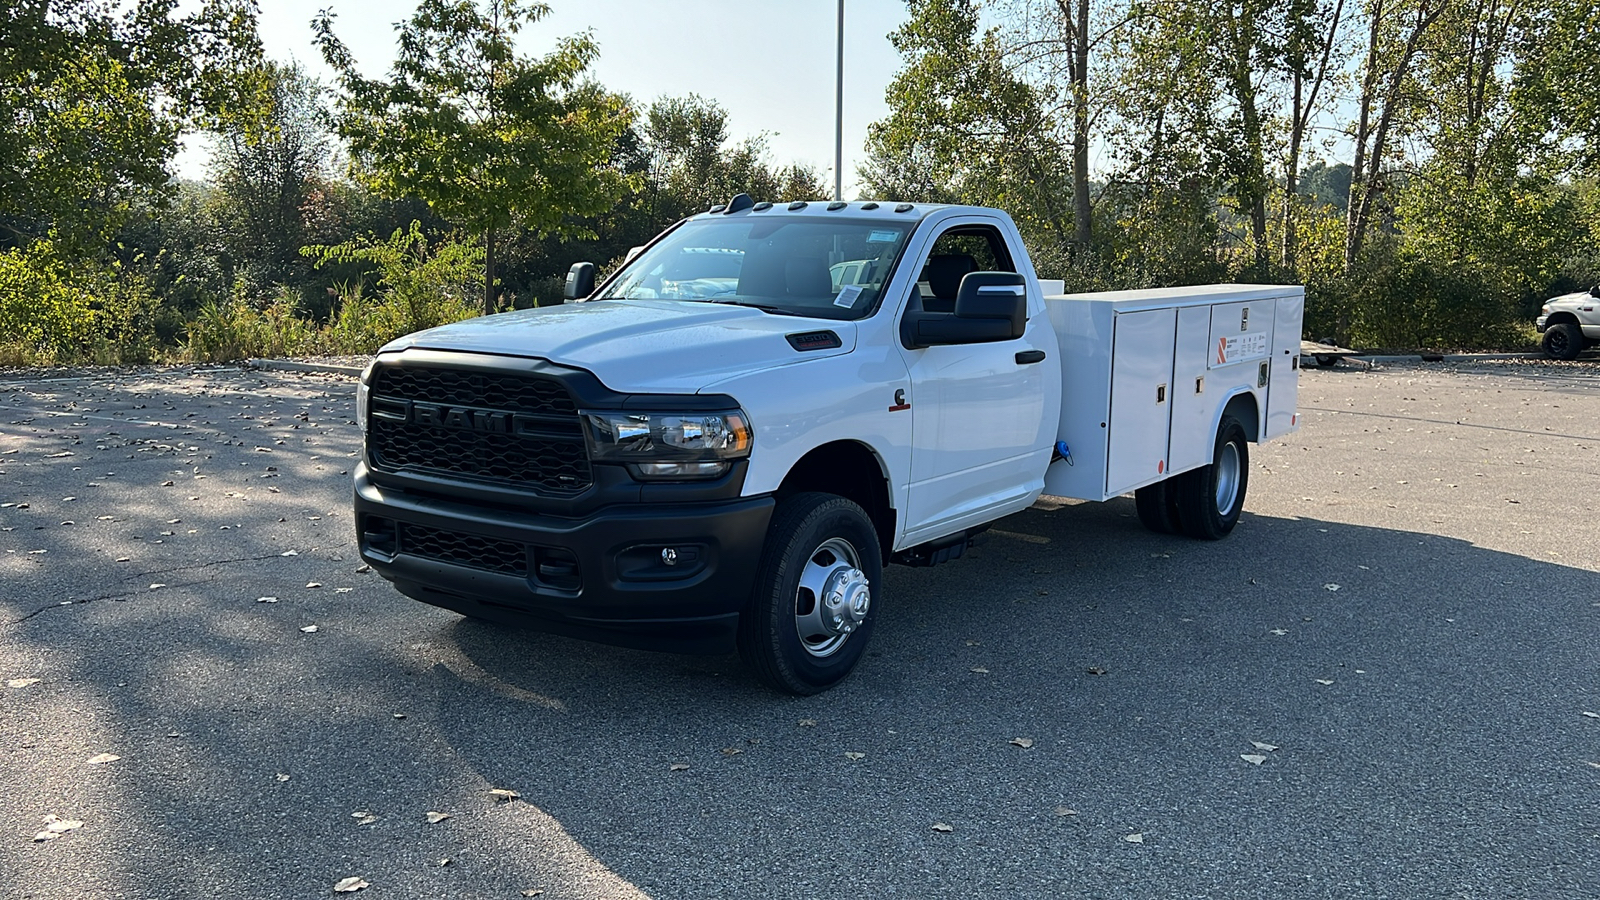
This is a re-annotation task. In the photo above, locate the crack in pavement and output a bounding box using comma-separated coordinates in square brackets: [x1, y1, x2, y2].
[4, 544, 356, 627]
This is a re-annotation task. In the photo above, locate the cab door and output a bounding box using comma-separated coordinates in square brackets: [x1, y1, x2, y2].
[895, 217, 1055, 542]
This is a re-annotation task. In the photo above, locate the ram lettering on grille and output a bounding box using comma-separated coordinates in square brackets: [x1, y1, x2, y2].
[368, 365, 592, 493]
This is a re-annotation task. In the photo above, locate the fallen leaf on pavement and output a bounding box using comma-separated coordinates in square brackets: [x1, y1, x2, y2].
[1250, 741, 1279, 752]
[276, 774, 290, 782]
[1314, 678, 1334, 685]
[720, 746, 743, 756]
[86, 753, 120, 765]
[1241, 754, 1267, 765]
[669, 763, 690, 771]
[256, 596, 278, 603]
[520, 891, 545, 897]
[332, 877, 368, 892]
[7, 678, 40, 688]
[1124, 832, 1145, 843]
[1054, 806, 1077, 817]
[969, 667, 989, 674]
[1323, 583, 1341, 591]
[1582, 711, 1599, 719]
[798, 719, 816, 727]
[305, 582, 322, 589]
[844, 751, 865, 760]
[33, 815, 83, 841]
[489, 789, 520, 801]
[1086, 667, 1108, 676]
[426, 811, 450, 824]
[931, 822, 953, 833]
[1010, 737, 1035, 749]
[300, 625, 318, 633]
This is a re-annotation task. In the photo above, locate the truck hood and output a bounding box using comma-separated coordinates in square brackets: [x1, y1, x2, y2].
[1545, 290, 1594, 307]
[379, 299, 857, 393]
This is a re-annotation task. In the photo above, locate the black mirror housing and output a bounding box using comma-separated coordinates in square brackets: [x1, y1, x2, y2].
[564, 262, 597, 301]
[901, 271, 1029, 348]
[953, 271, 1028, 337]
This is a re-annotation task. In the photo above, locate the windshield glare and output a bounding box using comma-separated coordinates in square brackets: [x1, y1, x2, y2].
[596, 216, 911, 320]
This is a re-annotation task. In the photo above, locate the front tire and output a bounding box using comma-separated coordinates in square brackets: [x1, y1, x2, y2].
[738, 493, 882, 695]
[1176, 415, 1249, 540]
[1542, 323, 1584, 360]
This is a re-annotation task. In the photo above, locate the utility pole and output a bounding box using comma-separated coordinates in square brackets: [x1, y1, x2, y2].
[834, 0, 844, 201]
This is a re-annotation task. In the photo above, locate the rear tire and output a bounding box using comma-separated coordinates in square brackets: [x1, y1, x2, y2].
[1542, 323, 1584, 360]
[738, 493, 882, 695]
[1176, 415, 1249, 540]
[1134, 479, 1183, 534]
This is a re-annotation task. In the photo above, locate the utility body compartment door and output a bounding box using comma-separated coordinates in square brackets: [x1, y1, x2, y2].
[1105, 308, 1177, 495]
[1264, 293, 1304, 439]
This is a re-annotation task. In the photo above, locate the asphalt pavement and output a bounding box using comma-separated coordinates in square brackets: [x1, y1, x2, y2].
[1, 358, 1597, 899]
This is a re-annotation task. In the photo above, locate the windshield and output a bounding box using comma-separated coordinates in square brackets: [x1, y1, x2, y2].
[595, 216, 912, 320]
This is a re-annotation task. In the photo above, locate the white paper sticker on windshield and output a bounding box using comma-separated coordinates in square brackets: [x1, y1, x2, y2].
[834, 285, 864, 308]
[867, 230, 900, 243]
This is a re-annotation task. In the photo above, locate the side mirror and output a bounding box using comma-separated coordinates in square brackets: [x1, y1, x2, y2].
[564, 262, 596, 301]
[1590, 284, 1600, 298]
[953, 272, 1028, 336]
[901, 271, 1028, 348]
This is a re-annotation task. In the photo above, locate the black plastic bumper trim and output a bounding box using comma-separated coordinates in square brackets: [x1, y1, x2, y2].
[354, 464, 773, 654]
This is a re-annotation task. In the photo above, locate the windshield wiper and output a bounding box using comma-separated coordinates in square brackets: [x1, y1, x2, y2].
[699, 298, 806, 316]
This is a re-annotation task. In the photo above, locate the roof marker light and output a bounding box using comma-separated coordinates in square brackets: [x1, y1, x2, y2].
[788, 201, 808, 211]
[827, 200, 847, 211]
[860, 202, 879, 211]
[894, 203, 914, 213]
[753, 201, 773, 211]
[707, 204, 727, 213]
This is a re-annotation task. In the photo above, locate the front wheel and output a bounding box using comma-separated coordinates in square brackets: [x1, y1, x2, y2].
[738, 493, 882, 695]
[1541, 323, 1584, 360]
[1176, 415, 1250, 540]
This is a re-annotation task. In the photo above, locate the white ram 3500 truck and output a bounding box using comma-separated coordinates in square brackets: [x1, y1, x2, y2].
[353, 196, 1303, 694]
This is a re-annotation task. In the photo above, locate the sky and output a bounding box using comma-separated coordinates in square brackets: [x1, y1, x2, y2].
[176, 0, 910, 198]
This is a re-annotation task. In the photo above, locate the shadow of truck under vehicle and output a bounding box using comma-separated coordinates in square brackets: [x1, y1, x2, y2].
[413, 502, 1599, 900]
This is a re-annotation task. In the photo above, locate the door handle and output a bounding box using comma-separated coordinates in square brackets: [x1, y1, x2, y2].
[1015, 350, 1046, 364]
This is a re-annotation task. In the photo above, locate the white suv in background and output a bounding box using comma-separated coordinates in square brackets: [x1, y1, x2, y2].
[1537, 286, 1600, 360]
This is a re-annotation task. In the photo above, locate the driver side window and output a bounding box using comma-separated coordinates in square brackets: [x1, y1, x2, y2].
[913, 225, 1016, 313]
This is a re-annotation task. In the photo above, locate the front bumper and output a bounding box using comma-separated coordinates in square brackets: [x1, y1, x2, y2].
[354, 464, 774, 653]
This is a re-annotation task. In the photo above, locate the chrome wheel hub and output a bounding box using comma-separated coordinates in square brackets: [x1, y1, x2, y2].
[794, 537, 869, 658]
[1215, 442, 1241, 516]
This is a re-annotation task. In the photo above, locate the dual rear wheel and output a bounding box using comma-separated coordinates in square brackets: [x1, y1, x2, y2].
[1134, 415, 1249, 540]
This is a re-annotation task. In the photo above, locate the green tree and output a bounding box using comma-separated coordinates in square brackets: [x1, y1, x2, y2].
[0, 0, 265, 248]
[862, 0, 1072, 239]
[209, 61, 334, 295]
[314, 0, 631, 314]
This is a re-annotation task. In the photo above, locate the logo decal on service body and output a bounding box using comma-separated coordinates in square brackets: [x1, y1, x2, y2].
[888, 388, 911, 412]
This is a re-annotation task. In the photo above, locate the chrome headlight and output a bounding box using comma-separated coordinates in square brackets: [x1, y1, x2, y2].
[583, 410, 753, 480]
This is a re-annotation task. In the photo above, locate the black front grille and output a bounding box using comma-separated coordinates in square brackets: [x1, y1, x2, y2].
[373, 367, 578, 415]
[400, 522, 528, 576]
[367, 364, 592, 493]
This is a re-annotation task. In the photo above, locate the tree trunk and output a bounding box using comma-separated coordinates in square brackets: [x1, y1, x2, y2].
[483, 226, 496, 316]
[1071, 0, 1092, 256]
[1347, 0, 1446, 267]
